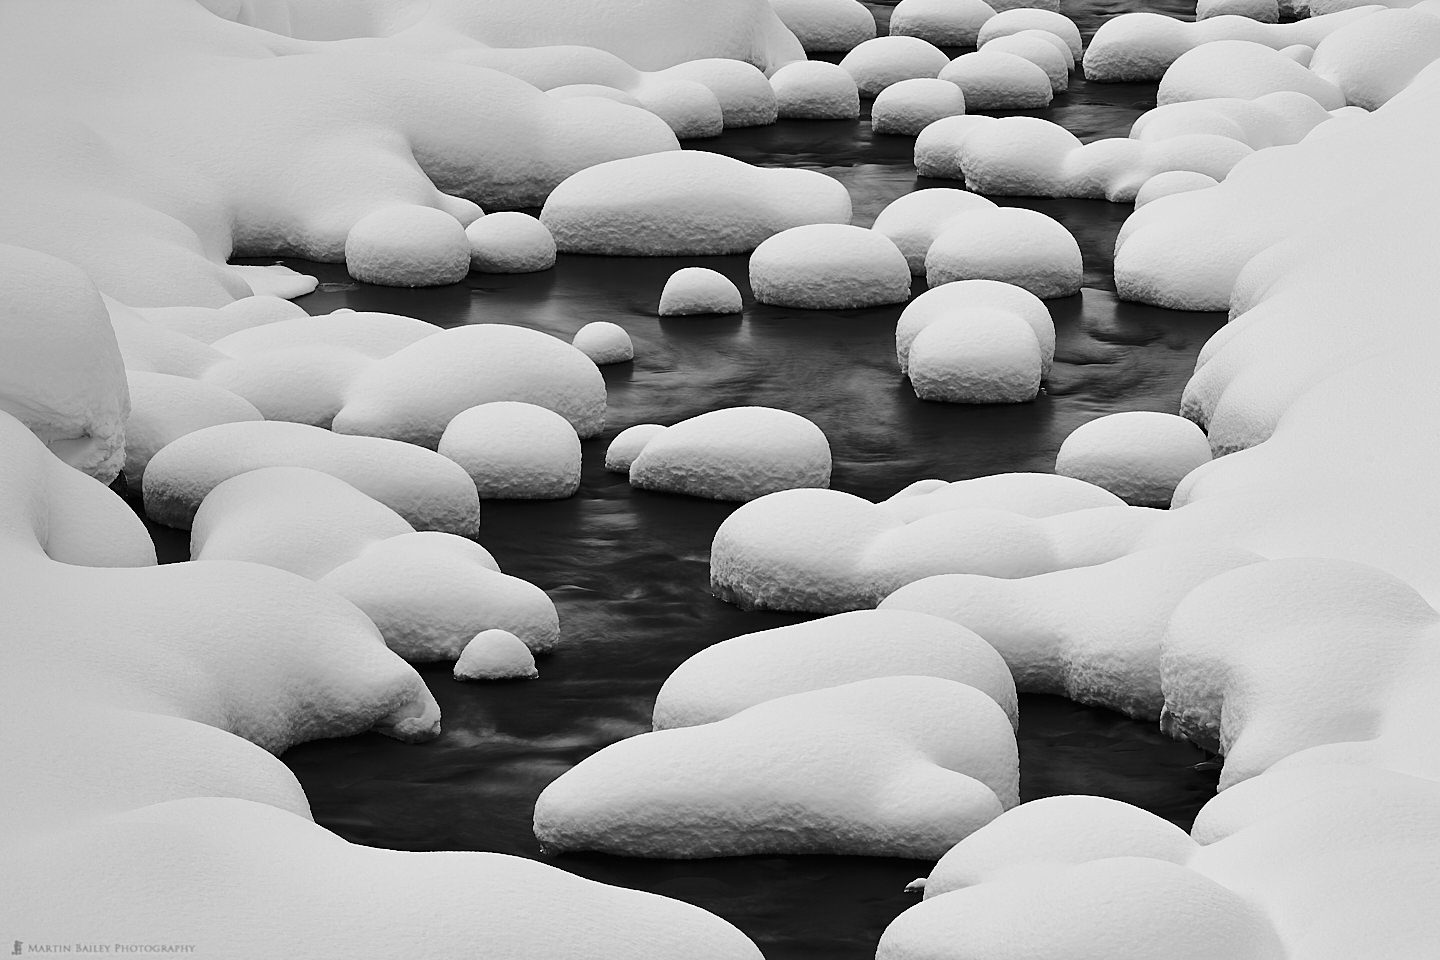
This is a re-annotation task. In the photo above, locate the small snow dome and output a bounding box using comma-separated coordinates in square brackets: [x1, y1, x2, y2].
[976, 8, 1083, 60]
[914, 115, 997, 179]
[572, 321, 634, 365]
[771, 61, 862, 120]
[605, 423, 669, 473]
[750, 224, 912, 309]
[980, 34, 1071, 93]
[939, 51, 1054, 110]
[925, 208, 1082, 299]
[345, 205, 470, 288]
[1055, 411, 1213, 507]
[771, 0, 877, 53]
[465, 212, 557, 273]
[907, 310, 1043, 403]
[1197, 0, 1279, 20]
[1134, 170, 1219, 207]
[895, 278, 1053, 376]
[659, 267, 744, 316]
[438, 401, 582, 500]
[839, 36, 951, 97]
[889, 0, 999, 48]
[454, 628, 539, 681]
[872, 78, 967, 137]
[872, 188, 997, 274]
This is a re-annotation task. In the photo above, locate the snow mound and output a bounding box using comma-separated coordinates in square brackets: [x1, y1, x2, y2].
[1055, 412, 1213, 507]
[840, 36, 952, 97]
[605, 423, 670, 472]
[872, 189, 998, 275]
[629, 406, 832, 501]
[534, 676, 1018, 858]
[333, 323, 607, 444]
[1134, 170, 1220, 206]
[771, 0, 877, 52]
[345, 205, 472, 288]
[981, 33, 1073, 93]
[139, 296, 306, 345]
[771, 60, 862, 119]
[896, 279, 1054, 376]
[914, 115, 1003, 179]
[907, 309, 1043, 403]
[925, 207, 1082, 299]
[1198, 0, 1280, 20]
[572, 321, 635, 364]
[454, 629, 539, 680]
[750, 224, 912, 308]
[659, 267, 744, 315]
[938, 51, 1054, 110]
[660, 59, 780, 128]
[466, 212, 557, 273]
[439, 401, 582, 500]
[210, 309, 437, 358]
[976, 8, 1083, 59]
[653, 609, 1018, 729]
[541, 151, 852, 255]
[890, 0, 999, 48]
[1308, 8, 1440, 110]
[872, 78, 968, 136]
[123, 372, 263, 486]
[0, 245, 128, 482]
[1157, 41, 1345, 108]
[143, 420, 481, 534]
[881, 543, 1262, 717]
[711, 474, 1125, 611]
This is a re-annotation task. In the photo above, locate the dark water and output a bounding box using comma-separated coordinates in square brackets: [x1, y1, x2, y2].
[181, 4, 1226, 956]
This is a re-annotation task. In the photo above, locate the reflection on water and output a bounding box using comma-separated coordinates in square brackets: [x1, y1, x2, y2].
[228, 3, 1227, 955]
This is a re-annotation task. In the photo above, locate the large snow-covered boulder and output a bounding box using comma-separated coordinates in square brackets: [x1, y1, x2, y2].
[438, 401, 582, 499]
[896, 279, 1054, 376]
[345, 205, 472, 287]
[534, 676, 1018, 858]
[1157, 41, 1346, 107]
[659, 267, 744, 316]
[540, 151, 852, 255]
[939, 51, 1054, 109]
[872, 78, 968, 136]
[628, 406, 832, 501]
[122, 372, 264, 487]
[872, 189, 998, 275]
[749, 223, 911, 308]
[770, 60, 862, 119]
[925, 208, 1082, 298]
[465, 212, 557, 273]
[771, 0, 877, 52]
[890, 0, 999, 47]
[1055, 412, 1213, 507]
[976, 8, 1083, 59]
[982, 32, 1072, 92]
[840, 35, 952, 96]
[907, 309, 1044, 403]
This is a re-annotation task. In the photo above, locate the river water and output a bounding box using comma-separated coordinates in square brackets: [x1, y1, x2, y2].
[165, 1, 1225, 955]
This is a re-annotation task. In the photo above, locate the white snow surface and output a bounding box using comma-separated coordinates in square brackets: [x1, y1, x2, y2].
[1055, 411, 1213, 507]
[123, 372, 264, 486]
[925, 207, 1082, 298]
[840, 35, 952, 96]
[1133, 170, 1219, 207]
[605, 423, 670, 472]
[872, 189, 999, 275]
[749, 224, 913, 308]
[345, 205, 472, 288]
[1156, 41, 1346, 108]
[629, 406, 832, 501]
[466, 212, 557, 273]
[439, 401, 583, 500]
[659, 267, 745, 316]
[890, 0, 999, 47]
[771, 0, 877, 52]
[534, 676, 1018, 858]
[975, 8, 1083, 59]
[871, 78, 968, 136]
[454, 628, 540, 680]
[541, 151, 853, 255]
[938, 51, 1055, 109]
[907, 309, 1044, 404]
[771, 60, 863, 119]
[572, 321, 636, 365]
[652, 609, 1018, 729]
[895, 279, 1054, 376]
[981, 33, 1073, 92]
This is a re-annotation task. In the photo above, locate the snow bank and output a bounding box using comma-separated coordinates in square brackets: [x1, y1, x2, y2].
[907, 309, 1043, 403]
[1307, 8, 1440, 110]
[926, 207, 1082, 298]
[771, 0, 877, 53]
[976, 9, 1083, 59]
[1055, 412, 1213, 507]
[572, 321, 635, 364]
[895, 279, 1054, 376]
[629, 406, 832, 501]
[345, 205, 471, 287]
[143, 420, 481, 534]
[1156, 41, 1346, 108]
[534, 676, 1017, 857]
[605, 423, 670, 472]
[771, 60, 862, 119]
[466, 212, 557, 273]
[653, 609, 1018, 729]
[872, 78, 968, 136]
[454, 629, 539, 680]
[749, 224, 912, 308]
[938, 51, 1054, 109]
[659, 267, 745, 315]
[840, 36, 952, 96]
[872, 189, 998, 275]
[890, 0, 999, 48]
[541, 151, 852, 255]
[438, 401, 583, 499]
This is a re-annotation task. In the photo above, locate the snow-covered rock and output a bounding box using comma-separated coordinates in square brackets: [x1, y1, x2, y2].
[439, 401, 582, 500]
[976, 8, 1083, 59]
[914, 115, 1000, 179]
[1129, 92, 1336, 150]
[1134, 170, 1219, 207]
[939, 51, 1054, 109]
[653, 609, 1018, 729]
[143, 419, 481, 534]
[771, 60, 862, 119]
[572, 321, 635, 364]
[465, 212, 557, 273]
[659, 267, 744, 316]
[872, 78, 967, 136]
[771, 0, 877, 52]
[981, 32, 1072, 92]
[872, 189, 999, 275]
[890, 0, 999, 48]
[1308, 8, 1440, 110]
[1157, 41, 1346, 108]
[925, 207, 1082, 298]
[605, 423, 670, 472]
[541, 151, 852, 255]
[630, 406, 831, 501]
[345, 205, 472, 288]
[1055, 412, 1213, 507]
[1198, 0, 1280, 20]
[454, 629, 539, 680]
[750, 223, 911, 308]
[123, 372, 263, 487]
[907, 309, 1043, 403]
[534, 676, 1018, 858]
[840, 35, 952, 97]
[896, 279, 1054, 376]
